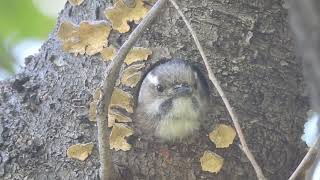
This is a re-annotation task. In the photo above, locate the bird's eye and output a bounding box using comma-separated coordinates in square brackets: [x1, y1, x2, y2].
[156, 85, 164, 92]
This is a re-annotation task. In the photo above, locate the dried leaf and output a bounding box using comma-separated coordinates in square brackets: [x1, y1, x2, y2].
[124, 47, 152, 65]
[110, 88, 134, 113]
[200, 151, 224, 173]
[121, 71, 141, 87]
[58, 21, 111, 55]
[68, 0, 85, 6]
[209, 124, 236, 148]
[79, 21, 112, 55]
[101, 46, 117, 61]
[110, 123, 133, 151]
[105, 0, 149, 33]
[108, 109, 132, 127]
[121, 63, 145, 87]
[101, 47, 152, 64]
[67, 143, 94, 161]
[57, 21, 78, 40]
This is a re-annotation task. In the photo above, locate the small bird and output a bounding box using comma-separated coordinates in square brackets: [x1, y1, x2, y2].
[135, 59, 209, 141]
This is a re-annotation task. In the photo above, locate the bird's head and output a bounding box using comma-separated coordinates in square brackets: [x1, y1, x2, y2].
[136, 59, 208, 141]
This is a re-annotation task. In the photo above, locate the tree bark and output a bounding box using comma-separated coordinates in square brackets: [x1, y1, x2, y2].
[0, 0, 308, 179]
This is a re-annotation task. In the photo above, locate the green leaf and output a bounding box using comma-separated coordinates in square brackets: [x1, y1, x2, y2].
[0, 0, 57, 73]
[0, 0, 56, 42]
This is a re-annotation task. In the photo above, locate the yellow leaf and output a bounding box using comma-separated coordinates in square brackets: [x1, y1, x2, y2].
[101, 46, 117, 61]
[200, 151, 224, 173]
[121, 63, 145, 87]
[109, 88, 134, 113]
[105, 0, 149, 33]
[101, 47, 151, 65]
[110, 123, 134, 151]
[58, 21, 111, 55]
[57, 21, 78, 40]
[209, 124, 236, 148]
[108, 109, 132, 127]
[124, 47, 152, 65]
[68, 0, 85, 6]
[67, 143, 94, 161]
[79, 21, 111, 55]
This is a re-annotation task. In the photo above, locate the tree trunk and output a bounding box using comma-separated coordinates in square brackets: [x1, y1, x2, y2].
[0, 0, 308, 179]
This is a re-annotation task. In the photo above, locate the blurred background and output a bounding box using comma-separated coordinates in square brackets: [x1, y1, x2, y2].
[0, 0, 66, 80]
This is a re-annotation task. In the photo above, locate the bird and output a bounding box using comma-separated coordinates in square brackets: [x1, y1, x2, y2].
[134, 59, 209, 141]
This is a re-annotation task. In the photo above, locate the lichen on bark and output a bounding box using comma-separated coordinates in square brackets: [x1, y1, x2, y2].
[0, 0, 309, 179]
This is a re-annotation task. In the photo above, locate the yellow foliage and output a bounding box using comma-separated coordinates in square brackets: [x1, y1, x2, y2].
[67, 143, 94, 161]
[110, 123, 134, 151]
[121, 63, 145, 87]
[101, 46, 117, 61]
[109, 88, 134, 113]
[58, 21, 111, 55]
[124, 47, 152, 65]
[105, 0, 149, 33]
[108, 109, 132, 127]
[209, 124, 236, 148]
[200, 151, 224, 173]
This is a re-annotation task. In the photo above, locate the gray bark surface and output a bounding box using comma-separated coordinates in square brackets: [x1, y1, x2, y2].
[0, 0, 309, 179]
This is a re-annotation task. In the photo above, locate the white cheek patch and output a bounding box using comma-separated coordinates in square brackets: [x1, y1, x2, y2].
[146, 100, 162, 114]
[147, 73, 159, 85]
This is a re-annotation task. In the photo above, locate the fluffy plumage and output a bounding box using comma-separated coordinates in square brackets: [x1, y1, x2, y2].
[135, 59, 208, 141]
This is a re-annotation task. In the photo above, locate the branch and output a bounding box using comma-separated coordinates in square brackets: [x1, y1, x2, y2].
[96, 0, 168, 179]
[288, 136, 320, 180]
[168, 0, 266, 179]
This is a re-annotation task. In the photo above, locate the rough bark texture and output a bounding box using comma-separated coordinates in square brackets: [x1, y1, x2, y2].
[0, 0, 309, 179]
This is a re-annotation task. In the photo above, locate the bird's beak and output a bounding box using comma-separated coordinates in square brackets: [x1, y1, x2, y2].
[173, 84, 192, 97]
